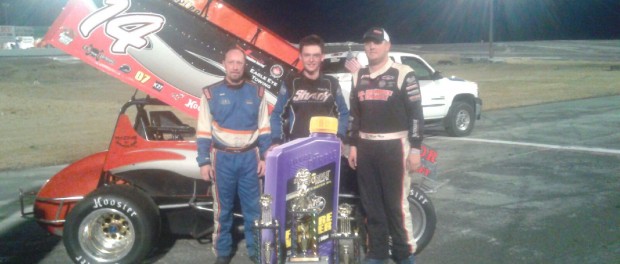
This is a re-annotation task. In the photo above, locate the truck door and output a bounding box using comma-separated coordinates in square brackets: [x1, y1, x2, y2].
[400, 56, 446, 120]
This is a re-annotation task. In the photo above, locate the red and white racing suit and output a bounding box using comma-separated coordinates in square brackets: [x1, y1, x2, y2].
[349, 60, 424, 260]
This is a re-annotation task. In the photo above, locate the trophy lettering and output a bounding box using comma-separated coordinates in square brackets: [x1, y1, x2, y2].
[288, 168, 321, 262]
[255, 194, 280, 264]
[332, 203, 360, 264]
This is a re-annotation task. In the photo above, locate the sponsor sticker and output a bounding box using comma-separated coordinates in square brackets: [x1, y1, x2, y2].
[58, 28, 74, 45]
[115, 135, 137, 147]
[152, 81, 164, 91]
[119, 64, 131, 73]
[270, 64, 284, 78]
[83, 44, 115, 64]
[171, 93, 185, 100]
[185, 99, 200, 109]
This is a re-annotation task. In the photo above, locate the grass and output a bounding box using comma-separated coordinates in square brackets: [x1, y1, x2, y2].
[432, 59, 620, 110]
[0, 56, 619, 171]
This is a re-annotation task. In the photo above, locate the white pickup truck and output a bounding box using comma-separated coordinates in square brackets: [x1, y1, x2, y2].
[322, 50, 482, 137]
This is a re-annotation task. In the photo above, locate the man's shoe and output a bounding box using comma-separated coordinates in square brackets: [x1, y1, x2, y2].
[214, 256, 231, 264]
[396, 254, 415, 264]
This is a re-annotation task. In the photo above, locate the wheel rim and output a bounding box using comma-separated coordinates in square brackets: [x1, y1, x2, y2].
[455, 109, 471, 131]
[410, 200, 427, 242]
[78, 208, 135, 262]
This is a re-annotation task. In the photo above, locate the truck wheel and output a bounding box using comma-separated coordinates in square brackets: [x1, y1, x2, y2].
[63, 185, 160, 264]
[408, 186, 436, 254]
[445, 101, 475, 137]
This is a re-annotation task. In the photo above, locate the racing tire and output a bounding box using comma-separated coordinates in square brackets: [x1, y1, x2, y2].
[408, 186, 436, 254]
[63, 185, 160, 264]
[445, 101, 475, 137]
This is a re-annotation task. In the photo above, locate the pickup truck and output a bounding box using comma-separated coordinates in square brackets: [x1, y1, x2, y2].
[322, 50, 482, 137]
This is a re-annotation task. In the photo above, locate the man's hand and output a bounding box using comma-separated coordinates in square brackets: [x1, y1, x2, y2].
[200, 165, 214, 181]
[257, 160, 266, 177]
[407, 153, 422, 172]
[348, 146, 357, 169]
[345, 58, 361, 74]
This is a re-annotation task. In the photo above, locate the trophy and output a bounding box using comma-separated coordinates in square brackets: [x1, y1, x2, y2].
[255, 194, 281, 264]
[331, 203, 360, 264]
[288, 168, 321, 262]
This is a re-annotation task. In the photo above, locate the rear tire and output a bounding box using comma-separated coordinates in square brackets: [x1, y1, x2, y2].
[445, 101, 475, 137]
[408, 186, 436, 254]
[63, 185, 160, 264]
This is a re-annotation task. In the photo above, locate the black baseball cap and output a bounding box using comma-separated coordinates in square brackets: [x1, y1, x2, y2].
[362, 27, 391, 43]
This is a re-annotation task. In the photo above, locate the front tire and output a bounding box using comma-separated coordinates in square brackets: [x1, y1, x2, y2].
[63, 185, 160, 264]
[445, 101, 475, 137]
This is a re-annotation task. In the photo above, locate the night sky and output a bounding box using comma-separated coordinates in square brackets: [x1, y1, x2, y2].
[2, 0, 619, 44]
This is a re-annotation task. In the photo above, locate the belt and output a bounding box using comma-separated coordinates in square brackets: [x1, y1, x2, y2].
[213, 142, 258, 153]
[359, 131, 408, 140]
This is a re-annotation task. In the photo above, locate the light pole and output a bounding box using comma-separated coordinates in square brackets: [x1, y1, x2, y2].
[1, 3, 10, 25]
[488, 0, 494, 59]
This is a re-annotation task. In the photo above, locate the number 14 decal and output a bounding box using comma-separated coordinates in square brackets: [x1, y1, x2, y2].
[79, 0, 165, 54]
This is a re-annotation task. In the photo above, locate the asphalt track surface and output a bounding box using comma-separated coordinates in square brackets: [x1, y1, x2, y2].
[1, 96, 619, 264]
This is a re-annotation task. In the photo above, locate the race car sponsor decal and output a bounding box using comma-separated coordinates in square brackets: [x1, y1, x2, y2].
[270, 64, 284, 78]
[171, 93, 185, 101]
[184, 98, 200, 110]
[153, 81, 164, 91]
[58, 27, 75, 45]
[119, 64, 131, 73]
[83, 44, 115, 64]
[115, 135, 137, 147]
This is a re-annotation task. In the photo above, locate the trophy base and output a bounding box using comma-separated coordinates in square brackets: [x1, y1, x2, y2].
[286, 255, 329, 263]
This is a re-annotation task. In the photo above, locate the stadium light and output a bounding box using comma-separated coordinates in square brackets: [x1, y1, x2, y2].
[488, 0, 494, 59]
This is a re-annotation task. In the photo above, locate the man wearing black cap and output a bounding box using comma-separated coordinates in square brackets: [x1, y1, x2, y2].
[347, 27, 423, 264]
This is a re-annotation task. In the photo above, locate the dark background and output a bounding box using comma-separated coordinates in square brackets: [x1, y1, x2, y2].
[1, 0, 619, 44]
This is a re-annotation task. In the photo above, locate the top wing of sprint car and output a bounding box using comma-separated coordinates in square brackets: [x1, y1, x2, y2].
[43, 0, 302, 118]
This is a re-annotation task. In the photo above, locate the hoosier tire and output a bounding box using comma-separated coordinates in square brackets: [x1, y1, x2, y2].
[408, 186, 436, 254]
[63, 185, 160, 264]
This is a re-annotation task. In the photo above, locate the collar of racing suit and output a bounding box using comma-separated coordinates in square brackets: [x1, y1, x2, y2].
[368, 59, 394, 79]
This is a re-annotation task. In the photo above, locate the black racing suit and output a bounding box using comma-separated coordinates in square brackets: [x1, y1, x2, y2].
[349, 60, 424, 260]
[270, 72, 349, 144]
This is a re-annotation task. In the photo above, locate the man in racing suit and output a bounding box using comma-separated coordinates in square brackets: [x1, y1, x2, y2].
[270, 34, 349, 145]
[196, 48, 270, 264]
[347, 27, 423, 264]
